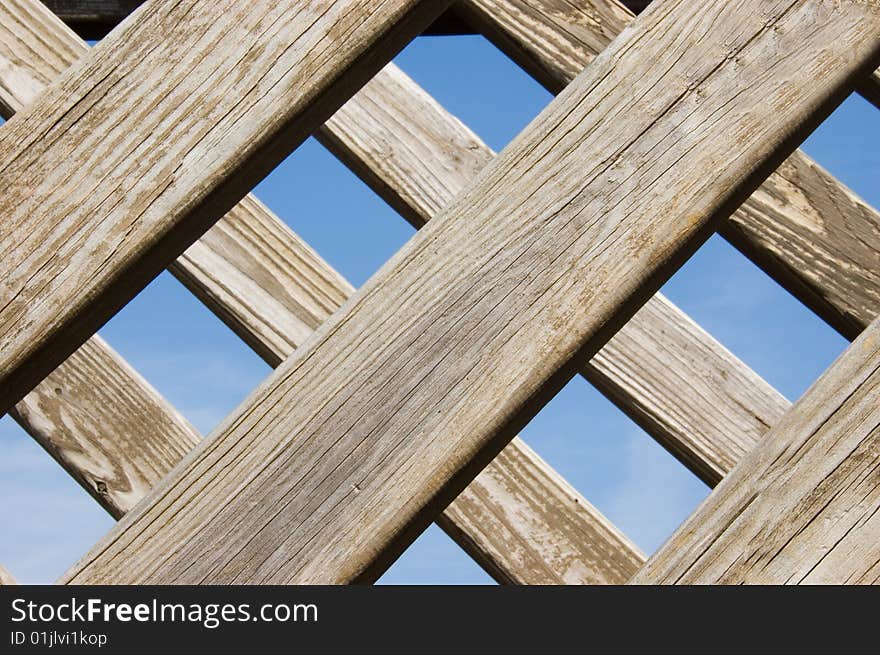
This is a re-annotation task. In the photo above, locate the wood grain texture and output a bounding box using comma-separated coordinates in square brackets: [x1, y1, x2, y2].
[171, 194, 355, 368]
[0, 564, 17, 585]
[440, 438, 645, 584]
[632, 317, 880, 584]
[462, 0, 880, 339]
[61, 0, 880, 585]
[719, 150, 880, 339]
[856, 67, 880, 109]
[175, 187, 641, 584]
[320, 66, 494, 230]
[10, 336, 200, 519]
[181, 200, 646, 583]
[27, 0, 812, 485]
[457, 0, 631, 95]
[0, 0, 449, 415]
[0, 3, 205, 519]
[0, 0, 84, 117]
[321, 63, 790, 486]
[1, 0, 641, 585]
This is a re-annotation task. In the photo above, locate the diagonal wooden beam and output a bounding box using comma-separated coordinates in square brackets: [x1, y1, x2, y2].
[0, 0, 450, 415]
[60, 0, 880, 584]
[16, 0, 848, 484]
[2, 0, 789, 580]
[632, 316, 880, 584]
[320, 65, 789, 485]
[3, 0, 789, 575]
[1, 0, 643, 584]
[10, 335, 200, 517]
[459, 0, 880, 340]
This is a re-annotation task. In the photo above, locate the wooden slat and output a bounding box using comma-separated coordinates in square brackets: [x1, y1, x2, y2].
[28, 0, 864, 466]
[461, 0, 880, 339]
[632, 316, 880, 584]
[0, 0, 641, 584]
[0, 564, 18, 585]
[443, 438, 645, 584]
[457, 0, 631, 95]
[856, 68, 880, 110]
[585, 295, 789, 483]
[169, 196, 651, 584]
[171, 194, 354, 368]
[61, 0, 880, 584]
[719, 151, 880, 339]
[320, 64, 790, 485]
[0, 0, 449, 415]
[0, 0, 83, 117]
[0, 3, 204, 520]
[319, 68, 494, 230]
[10, 336, 200, 518]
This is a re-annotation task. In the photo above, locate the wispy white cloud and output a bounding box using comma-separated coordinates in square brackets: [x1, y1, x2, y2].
[0, 416, 114, 584]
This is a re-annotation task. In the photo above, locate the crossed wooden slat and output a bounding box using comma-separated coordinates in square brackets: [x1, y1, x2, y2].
[3, 0, 647, 584]
[464, 0, 880, 340]
[3, 0, 645, 585]
[1, 0, 880, 584]
[0, 0, 796, 582]
[0, 0, 789, 583]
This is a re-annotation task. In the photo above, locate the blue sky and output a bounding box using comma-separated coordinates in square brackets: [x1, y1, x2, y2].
[0, 34, 876, 584]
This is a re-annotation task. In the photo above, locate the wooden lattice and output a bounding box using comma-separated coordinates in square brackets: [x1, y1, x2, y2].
[0, 0, 878, 585]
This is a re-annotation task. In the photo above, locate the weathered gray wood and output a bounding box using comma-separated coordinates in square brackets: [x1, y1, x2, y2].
[719, 151, 880, 339]
[172, 194, 355, 368]
[462, 0, 880, 339]
[632, 317, 880, 584]
[0, 0, 84, 117]
[586, 296, 789, 483]
[0, 1, 204, 520]
[319, 67, 494, 230]
[442, 438, 645, 584]
[61, 0, 880, 584]
[7, 0, 786, 516]
[457, 0, 630, 95]
[1, 0, 641, 584]
[0, 0, 449, 415]
[856, 68, 880, 109]
[0, 564, 17, 585]
[321, 64, 790, 486]
[10, 336, 200, 519]
[173, 194, 650, 584]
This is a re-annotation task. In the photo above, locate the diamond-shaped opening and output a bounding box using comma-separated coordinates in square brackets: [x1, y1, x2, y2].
[253, 136, 414, 289]
[99, 271, 271, 435]
[0, 414, 114, 583]
[660, 234, 849, 402]
[394, 34, 553, 153]
[518, 375, 710, 558]
[378, 524, 496, 585]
